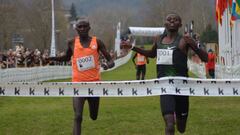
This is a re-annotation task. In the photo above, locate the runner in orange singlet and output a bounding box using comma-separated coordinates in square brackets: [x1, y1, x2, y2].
[47, 17, 115, 135]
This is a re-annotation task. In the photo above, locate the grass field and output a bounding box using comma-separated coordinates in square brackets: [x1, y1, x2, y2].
[1, 47, 240, 135]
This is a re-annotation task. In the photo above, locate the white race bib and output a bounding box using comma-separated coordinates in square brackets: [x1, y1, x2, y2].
[156, 49, 173, 65]
[137, 56, 145, 62]
[77, 55, 95, 71]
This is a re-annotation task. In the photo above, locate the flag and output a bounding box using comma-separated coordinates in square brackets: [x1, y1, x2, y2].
[229, 0, 234, 26]
[229, 0, 233, 8]
[222, 0, 228, 15]
[216, 0, 228, 24]
[232, 0, 240, 20]
[216, 0, 221, 24]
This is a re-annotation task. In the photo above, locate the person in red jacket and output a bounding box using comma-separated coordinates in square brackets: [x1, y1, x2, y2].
[206, 49, 216, 78]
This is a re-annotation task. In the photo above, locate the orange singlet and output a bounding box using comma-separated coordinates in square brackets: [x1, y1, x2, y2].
[72, 36, 100, 82]
[136, 53, 146, 65]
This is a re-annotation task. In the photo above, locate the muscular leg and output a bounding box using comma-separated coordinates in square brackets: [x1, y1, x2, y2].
[73, 97, 86, 135]
[175, 96, 189, 133]
[176, 117, 188, 133]
[87, 97, 100, 120]
[161, 95, 176, 135]
[163, 114, 175, 135]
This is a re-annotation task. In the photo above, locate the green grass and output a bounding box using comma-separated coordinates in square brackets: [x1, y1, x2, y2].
[1, 48, 240, 135]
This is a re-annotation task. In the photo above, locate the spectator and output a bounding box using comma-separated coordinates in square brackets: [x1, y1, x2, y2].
[132, 46, 149, 80]
[0, 53, 7, 69]
[206, 49, 216, 78]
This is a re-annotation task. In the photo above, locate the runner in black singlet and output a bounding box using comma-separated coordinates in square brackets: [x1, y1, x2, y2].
[121, 13, 208, 135]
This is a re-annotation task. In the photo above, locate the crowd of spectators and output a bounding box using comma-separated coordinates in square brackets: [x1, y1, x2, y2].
[0, 44, 127, 69]
[0, 44, 67, 69]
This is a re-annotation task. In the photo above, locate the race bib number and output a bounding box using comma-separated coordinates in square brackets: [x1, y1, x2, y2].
[137, 56, 145, 62]
[156, 49, 173, 65]
[77, 55, 95, 71]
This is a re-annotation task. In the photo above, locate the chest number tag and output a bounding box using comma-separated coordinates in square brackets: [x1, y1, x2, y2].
[156, 49, 173, 65]
[77, 55, 95, 71]
[137, 56, 145, 62]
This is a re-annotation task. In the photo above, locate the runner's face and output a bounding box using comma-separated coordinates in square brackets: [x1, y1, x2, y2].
[75, 21, 90, 37]
[165, 14, 182, 32]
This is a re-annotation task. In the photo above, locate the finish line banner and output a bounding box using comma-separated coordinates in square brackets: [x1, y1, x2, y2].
[0, 77, 239, 97]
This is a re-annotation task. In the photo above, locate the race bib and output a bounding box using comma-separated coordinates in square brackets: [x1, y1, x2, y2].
[137, 56, 145, 62]
[77, 55, 95, 71]
[156, 49, 173, 65]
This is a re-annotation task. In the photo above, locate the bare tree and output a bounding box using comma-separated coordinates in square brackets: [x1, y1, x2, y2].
[0, 0, 22, 50]
[0, 0, 68, 51]
[88, 3, 136, 49]
[142, 0, 216, 34]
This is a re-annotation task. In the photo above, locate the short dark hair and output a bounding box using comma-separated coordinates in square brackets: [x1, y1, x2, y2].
[208, 49, 213, 52]
[76, 16, 89, 25]
[166, 13, 182, 22]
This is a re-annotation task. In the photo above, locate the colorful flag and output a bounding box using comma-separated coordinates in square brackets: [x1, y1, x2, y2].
[216, 0, 229, 24]
[236, 0, 240, 16]
[232, 0, 240, 20]
[229, 0, 234, 27]
[216, 0, 222, 24]
[229, 0, 233, 8]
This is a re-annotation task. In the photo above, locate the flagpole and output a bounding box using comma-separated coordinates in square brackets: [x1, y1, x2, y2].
[50, 0, 56, 57]
[115, 22, 121, 57]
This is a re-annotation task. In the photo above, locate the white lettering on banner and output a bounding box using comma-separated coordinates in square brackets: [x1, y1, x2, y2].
[157, 49, 173, 65]
[77, 55, 95, 71]
[0, 77, 240, 97]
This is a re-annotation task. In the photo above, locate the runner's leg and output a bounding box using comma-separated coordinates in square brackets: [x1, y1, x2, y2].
[161, 95, 176, 135]
[88, 97, 100, 120]
[73, 97, 85, 135]
[175, 96, 189, 133]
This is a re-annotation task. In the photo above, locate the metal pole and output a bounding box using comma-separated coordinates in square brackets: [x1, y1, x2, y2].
[50, 0, 56, 57]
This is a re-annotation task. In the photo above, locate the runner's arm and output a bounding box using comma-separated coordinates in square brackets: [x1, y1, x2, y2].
[47, 39, 74, 62]
[183, 36, 208, 62]
[97, 39, 115, 69]
[132, 44, 157, 58]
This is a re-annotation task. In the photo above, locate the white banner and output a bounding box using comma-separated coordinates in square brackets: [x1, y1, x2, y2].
[0, 77, 239, 97]
[129, 27, 165, 37]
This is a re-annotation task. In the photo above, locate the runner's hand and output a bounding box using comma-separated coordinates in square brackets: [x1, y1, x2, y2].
[101, 63, 108, 70]
[183, 35, 195, 46]
[120, 41, 132, 50]
[183, 35, 199, 51]
[101, 61, 115, 70]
